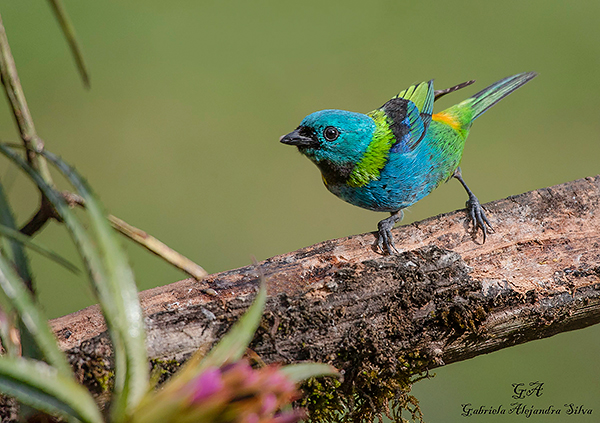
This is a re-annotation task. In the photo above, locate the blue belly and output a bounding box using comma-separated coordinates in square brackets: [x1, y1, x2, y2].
[326, 131, 463, 212]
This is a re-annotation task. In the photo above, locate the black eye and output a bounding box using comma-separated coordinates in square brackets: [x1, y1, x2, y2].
[323, 126, 340, 141]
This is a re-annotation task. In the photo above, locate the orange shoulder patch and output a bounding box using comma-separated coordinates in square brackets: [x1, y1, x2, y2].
[432, 111, 461, 131]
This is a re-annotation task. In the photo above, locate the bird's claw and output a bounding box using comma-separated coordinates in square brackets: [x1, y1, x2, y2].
[376, 210, 403, 254]
[466, 194, 493, 243]
[377, 226, 399, 255]
[377, 213, 402, 255]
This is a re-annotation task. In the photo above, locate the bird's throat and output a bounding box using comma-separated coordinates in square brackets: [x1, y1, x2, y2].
[317, 159, 355, 187]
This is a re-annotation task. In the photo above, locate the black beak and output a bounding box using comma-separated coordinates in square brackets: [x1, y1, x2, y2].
[279, 129, 318, 147]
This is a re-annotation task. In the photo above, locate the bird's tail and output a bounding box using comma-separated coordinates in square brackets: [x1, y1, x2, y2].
[462, 72, 537, 121]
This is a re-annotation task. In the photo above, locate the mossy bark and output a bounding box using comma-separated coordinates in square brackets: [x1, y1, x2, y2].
[3, 176, 598, 421]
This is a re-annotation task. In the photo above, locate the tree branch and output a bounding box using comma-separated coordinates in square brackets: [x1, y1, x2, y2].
[0, 14, 52, 183]
[1, 13, 58, 248]
[0, 14, 205, 283]
[46, 175, 600, 406]
[108, 214, 208, 280]
[62, 192, 208, 280]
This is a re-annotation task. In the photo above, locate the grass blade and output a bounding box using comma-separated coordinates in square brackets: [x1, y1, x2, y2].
[40, 150, 148, 419]
[47, 0, 90, 88]
[0, 182, 36, 357]
[0, 146, 113, 369]
[0, 183, 32, 284]
[280, 363, 340, 383]
[0, 251, 72, 376]
[0, 224, 79, 274]
[0, 357, 103, 423]
[0, 144, 148, 420]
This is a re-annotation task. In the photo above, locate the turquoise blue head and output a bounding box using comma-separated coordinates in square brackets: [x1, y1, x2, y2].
[280, 109, 376, 174]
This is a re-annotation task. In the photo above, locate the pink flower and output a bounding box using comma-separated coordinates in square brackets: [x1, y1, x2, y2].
[272, 410, 306, 423]
[189, 367, 224, 403]
[178, 360, 303, 423]
[260, 393, 278, 415]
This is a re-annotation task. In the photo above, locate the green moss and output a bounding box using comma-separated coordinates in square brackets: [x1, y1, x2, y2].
[94, 368, 113, 392]
[150, 357, 182, 386]
[437, 301, 488, 333]
[299, 351, 433, 423]
[82, 357, 114, 396]
[299, 377, 343, 421]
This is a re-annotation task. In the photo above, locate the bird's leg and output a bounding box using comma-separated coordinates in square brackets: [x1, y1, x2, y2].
[452, 167, 493, 242]
[377, 210, 404, 255]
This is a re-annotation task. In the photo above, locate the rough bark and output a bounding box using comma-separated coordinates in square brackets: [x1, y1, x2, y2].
[48, 175, 600, 405]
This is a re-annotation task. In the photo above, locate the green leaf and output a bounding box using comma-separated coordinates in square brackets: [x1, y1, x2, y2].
[280, 363, 340, 383]
[0, 357, 103, 423]
[0, 145, 149, 420]
[0, 252, 73, 376]
[133, 283, 267, 419]
[200, 282, 266, 368]
[0, 183, 32, 286]
[40, 149, 148, 420]
[0, 182, 30, 357]
[0, 224, 79, 274]
[1, 146, 108, 369]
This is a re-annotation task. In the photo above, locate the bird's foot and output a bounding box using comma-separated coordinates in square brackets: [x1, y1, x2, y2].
[377, 211, 403, 255]
[465, 194, 493, 243]
[377, 225, 399, 255]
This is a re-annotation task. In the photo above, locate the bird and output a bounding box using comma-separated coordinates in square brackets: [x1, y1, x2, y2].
[280, 72, 537, 254]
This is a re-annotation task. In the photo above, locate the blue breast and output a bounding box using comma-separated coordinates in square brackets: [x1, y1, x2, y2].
[325, 129, 460, 212]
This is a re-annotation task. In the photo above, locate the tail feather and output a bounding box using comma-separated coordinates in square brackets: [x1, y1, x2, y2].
[464, 72, 537, 120]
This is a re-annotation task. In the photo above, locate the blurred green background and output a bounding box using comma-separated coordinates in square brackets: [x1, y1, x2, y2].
[1, 1, 599, 422]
